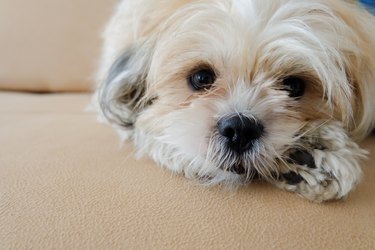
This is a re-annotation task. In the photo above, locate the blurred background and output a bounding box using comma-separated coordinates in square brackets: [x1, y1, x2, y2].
[0, 0, 117, 93]
[360, 0, 375, 14]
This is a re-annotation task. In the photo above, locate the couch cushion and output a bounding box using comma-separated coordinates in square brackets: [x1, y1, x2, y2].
[0, 0, 116, 92]
[0, 92, 374, 249]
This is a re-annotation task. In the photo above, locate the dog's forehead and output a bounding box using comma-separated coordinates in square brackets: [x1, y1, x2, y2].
[155, 0, 337, 68]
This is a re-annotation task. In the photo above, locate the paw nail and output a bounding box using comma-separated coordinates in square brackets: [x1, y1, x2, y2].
[288, 150, 316, 169]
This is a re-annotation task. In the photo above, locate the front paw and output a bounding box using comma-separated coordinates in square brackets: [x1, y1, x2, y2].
[272, 149, 341, 202]
[271, 122, 366, 202]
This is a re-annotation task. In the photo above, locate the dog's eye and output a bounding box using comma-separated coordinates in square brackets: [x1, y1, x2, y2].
[188, 68, 216, 91]
[282, 77, 306, 98]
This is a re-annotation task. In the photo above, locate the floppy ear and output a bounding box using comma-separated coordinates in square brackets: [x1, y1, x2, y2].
[98, 41, 154, 128]
[332, 2, 375, 139]
[349, 10, 375, 139]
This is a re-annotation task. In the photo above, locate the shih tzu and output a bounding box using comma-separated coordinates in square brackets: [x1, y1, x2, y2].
[94, 0, 375, 202]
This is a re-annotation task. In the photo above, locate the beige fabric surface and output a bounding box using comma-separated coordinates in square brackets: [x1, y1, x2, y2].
[1, 92, 374, 250]
[0, 0, 116, 92]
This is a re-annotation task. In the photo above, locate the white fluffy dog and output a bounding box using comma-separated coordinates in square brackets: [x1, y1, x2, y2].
[95, 0, 375, 202]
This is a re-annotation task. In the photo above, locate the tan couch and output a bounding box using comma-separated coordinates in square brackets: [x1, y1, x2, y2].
[1, 1, 374, 249]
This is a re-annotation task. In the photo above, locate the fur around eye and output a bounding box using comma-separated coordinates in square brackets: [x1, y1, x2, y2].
[282, 76, 306, 98]
[188, 68, 216, 91]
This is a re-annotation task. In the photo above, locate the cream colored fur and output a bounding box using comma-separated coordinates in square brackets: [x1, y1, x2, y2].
[95, 0, 375, 202]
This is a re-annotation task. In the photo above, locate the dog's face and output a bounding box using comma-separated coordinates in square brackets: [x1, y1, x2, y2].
[98, 0, 375, 185]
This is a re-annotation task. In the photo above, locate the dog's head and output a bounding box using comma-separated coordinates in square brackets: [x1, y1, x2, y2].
[98, 0, 375, 184]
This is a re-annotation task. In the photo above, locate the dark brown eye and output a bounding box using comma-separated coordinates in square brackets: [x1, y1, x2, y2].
[188, 68, 216, 91]
[282, 76, 306, 98]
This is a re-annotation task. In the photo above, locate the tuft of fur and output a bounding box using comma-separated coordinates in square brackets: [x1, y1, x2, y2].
[94, 0, 375, 202]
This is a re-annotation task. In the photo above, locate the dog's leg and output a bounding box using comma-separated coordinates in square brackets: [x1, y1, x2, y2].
[270, 121, 367, 202]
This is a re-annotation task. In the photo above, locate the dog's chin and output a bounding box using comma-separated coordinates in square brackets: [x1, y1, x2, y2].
[131, 126, 276, 185]
[188, 133, 283, 185]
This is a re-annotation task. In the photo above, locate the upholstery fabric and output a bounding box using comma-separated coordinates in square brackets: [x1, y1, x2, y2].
[0, 0, 116, 92]
[0, 92, 374, 249]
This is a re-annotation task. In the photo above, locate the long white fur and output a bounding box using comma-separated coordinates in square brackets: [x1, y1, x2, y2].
[95, 0, 375, 202]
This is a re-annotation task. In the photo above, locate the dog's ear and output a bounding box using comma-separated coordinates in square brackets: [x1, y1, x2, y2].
[330, 2, 375, 139]
[98, 41, 154, 128]
[313, 1, 375, 139]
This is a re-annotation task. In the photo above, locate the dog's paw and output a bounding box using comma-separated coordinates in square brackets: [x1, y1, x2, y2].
[272, 149, 342, 202]
[271, 121, 367, 202]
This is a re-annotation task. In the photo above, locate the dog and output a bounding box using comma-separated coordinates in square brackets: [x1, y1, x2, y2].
[94, 0, 375, 202]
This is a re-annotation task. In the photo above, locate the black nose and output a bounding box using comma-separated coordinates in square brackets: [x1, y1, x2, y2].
[217, 114, 264, 153]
